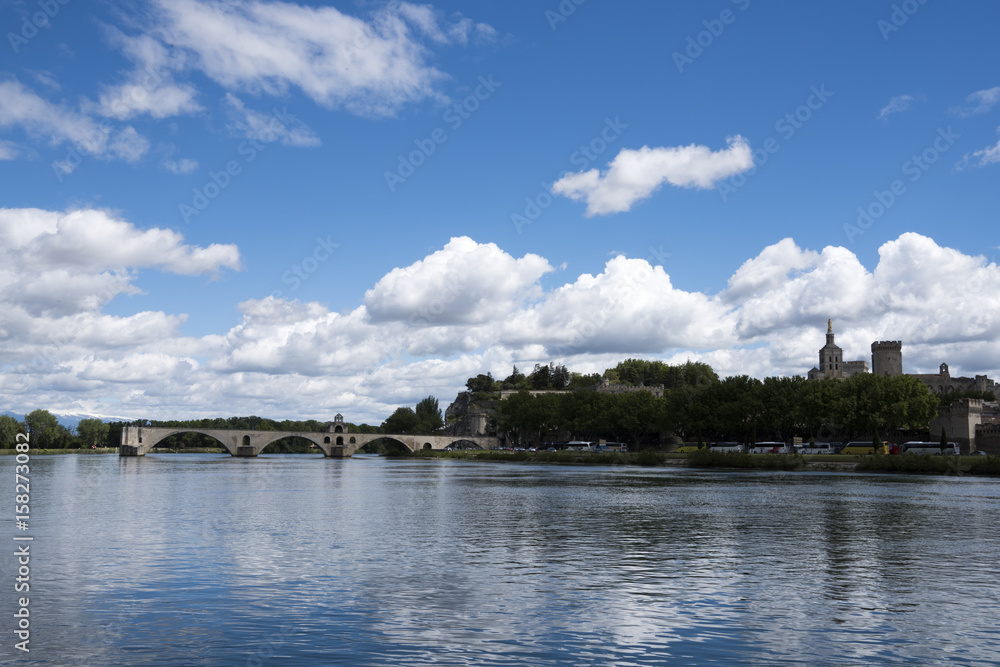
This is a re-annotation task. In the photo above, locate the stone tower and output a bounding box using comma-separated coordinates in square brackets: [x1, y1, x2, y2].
[818, 320, 844, 379]
[871, 341, 902, 377]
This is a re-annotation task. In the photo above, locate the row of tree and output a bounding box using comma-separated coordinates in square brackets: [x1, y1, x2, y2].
[0, 411, 111, 450]
[496, 372, 944, 447]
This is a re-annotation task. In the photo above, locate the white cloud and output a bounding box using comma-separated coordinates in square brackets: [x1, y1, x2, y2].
[0, 79, 112, 155]
[95, 28, 203, 120]
[500, 255, 734, 353]
[224, 93, 320, 147]
[0, 139, 18, 160]
[146, 0, 492, 116]
[364, 237, 553, 325]
[2, 228, 999, 424]
[109, 126, 151, 162]
[0, 78, 153, 164]
[949, 85, 1000, 117]
[878, 94, 916, 120]
[0, 208, 242, 319]
[957, 126, 1000, 169]
[163, 157, 199, 174]
[552, 136, 754, 216]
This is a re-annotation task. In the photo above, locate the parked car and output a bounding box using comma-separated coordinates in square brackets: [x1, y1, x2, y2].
[675, 444, 703, 453]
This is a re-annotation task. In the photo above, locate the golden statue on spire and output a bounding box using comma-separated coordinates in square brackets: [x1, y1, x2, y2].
[827, 318, 832, 333]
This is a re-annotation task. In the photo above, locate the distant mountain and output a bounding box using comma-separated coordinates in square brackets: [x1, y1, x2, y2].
[1, 411, 130, 432]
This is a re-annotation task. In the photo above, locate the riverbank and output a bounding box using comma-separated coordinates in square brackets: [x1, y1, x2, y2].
[412, 449, 1000, 476]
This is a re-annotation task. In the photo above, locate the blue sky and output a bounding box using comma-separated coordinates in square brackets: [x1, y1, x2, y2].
[1, 0, 999, 423]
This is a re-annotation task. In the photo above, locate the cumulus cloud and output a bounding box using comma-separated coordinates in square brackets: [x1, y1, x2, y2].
[146, 0, 492, 116]
[552, 136, 754, 216]
[878, 94, 916, 120]
[949, 85, 1000, 117]
[0, 208, 241, 320]
[2, 228, 1000, 424]
[364, 237, 553, 325]
[501, 255, 734, 354]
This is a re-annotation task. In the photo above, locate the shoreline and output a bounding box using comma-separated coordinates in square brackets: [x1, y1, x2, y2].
[2, 448, 995, 477]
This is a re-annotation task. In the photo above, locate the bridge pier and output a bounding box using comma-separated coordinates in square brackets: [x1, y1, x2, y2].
[326, 446, 351, 458]
[235, 446, 258, 457]
[119, 445, 142, 457]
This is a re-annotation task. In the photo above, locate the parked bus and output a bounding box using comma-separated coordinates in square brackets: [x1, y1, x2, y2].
[709, 442, 745, 453]
[901, 441, 960, 455]
[749, 442, 789, 454]
[840, 441, 890, 455]
[799, 442, 839, 455]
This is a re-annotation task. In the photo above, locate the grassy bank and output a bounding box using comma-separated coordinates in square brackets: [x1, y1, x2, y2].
[411, 448, 684, 466]
[856, 454, 1000, 476]
[685, 448, 807, 470]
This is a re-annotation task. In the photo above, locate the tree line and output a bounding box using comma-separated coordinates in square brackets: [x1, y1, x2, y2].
[494, 367, 954, 448]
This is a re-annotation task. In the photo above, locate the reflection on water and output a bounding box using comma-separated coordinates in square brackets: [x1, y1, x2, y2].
[1, 454, 999, 665]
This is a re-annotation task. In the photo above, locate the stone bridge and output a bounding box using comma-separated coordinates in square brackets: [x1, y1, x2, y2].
[119, 425, 498, 458]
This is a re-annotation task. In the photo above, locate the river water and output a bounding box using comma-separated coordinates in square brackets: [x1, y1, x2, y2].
[1, 453, 999, 666]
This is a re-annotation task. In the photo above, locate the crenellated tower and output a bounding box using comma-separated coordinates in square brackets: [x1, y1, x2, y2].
[871, 340, 902, 377]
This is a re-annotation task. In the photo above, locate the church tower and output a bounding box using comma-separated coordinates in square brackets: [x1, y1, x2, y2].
[818, 319, 844, 379]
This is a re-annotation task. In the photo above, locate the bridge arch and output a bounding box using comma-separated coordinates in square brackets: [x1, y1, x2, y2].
[445, 438, 488, 450]
[130, 428, 237, 455]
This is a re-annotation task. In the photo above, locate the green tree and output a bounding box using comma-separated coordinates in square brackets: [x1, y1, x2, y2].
[465, 373, 497, 395]
[501, 365, 528, 390]
[415, 396, 444, 433]
[567, 372, 602, 389]
[24, 409, 72, 448]
[382, 407, 419, 434]
[835, 374, 937, 442]
[551, 364, 571, 389]
[0, 415, 25, 448]
[77, 418, 110, 448]
[528, 363, 552, 390]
